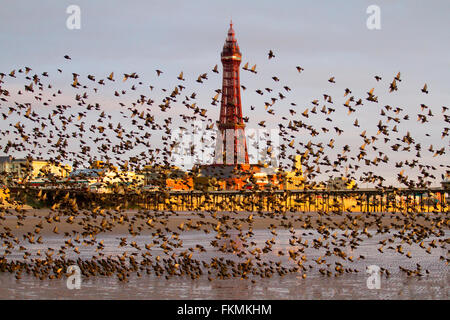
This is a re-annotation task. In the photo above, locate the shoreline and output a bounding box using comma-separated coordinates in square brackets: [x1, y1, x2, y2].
[1, 208, 447, 236]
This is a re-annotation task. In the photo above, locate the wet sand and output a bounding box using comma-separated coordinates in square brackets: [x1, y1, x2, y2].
[0, 229, 448, 299]
[0, 206, 448, 300]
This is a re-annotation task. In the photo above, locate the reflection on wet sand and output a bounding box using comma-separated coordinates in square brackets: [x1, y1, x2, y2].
[0, 229, 448, 299]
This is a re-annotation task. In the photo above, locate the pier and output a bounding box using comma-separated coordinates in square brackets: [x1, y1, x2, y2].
[7, 187, 449, 213]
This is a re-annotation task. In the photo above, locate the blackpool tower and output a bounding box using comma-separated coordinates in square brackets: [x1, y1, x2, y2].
[214, 22, 249, 165]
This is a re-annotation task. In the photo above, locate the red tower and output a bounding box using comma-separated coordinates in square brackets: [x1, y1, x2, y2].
[214, 22, 249, 165]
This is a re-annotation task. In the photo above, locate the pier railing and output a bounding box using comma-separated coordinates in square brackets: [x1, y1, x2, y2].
[141, 188, 448, 213]
[6, 187, 449, 213]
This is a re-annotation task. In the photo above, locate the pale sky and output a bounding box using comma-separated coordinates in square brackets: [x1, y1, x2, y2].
[0, 0, 449, 186]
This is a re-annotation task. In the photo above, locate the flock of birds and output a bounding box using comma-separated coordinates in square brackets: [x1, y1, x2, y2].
[0, 49, 448, 284]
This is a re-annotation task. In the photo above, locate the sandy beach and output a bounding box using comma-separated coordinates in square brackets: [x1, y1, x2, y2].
[1, 207, 447, 237]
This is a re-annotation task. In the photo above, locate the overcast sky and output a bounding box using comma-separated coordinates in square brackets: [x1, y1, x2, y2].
[0, 0, 449, 186]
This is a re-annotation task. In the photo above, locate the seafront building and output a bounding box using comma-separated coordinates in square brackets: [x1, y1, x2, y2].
[68, 161, 144, 193]
[0, 156, 71, 183]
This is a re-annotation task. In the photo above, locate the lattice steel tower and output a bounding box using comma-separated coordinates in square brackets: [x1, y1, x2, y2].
[214, 22, 249, 165]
